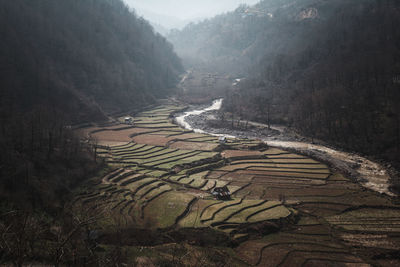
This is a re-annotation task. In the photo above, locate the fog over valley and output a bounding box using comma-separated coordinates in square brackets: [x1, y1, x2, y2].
[1, 0, 400, 266]
[124, 0, 260, 30]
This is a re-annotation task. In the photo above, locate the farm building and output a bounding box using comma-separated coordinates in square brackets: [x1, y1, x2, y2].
[124, 117, 133, 124]
[219, 136, 227, 144]
[212, 186, 231, 200]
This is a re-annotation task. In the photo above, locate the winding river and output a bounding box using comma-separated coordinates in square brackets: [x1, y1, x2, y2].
[175, 99, 395, 197]
[175, 99, 234, 138]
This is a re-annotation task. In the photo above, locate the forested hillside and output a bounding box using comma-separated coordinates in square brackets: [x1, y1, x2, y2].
[168, 0, 314, 74]
[0, 1, 184, 264]
[0, 0, 182, 211]
[0, 0, 183, 122]
[169, 0, 400, 172]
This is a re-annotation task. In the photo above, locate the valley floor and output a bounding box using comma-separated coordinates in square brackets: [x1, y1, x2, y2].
[74, 100, 400, 266]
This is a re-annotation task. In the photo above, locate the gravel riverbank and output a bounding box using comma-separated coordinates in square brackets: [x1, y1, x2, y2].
[174, 101, 398, 197]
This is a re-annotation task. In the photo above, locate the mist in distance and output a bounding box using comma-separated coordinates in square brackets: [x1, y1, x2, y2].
[124, 0, 260, 29]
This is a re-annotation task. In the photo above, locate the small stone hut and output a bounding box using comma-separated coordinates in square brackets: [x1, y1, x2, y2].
[212, 186, 231, 200]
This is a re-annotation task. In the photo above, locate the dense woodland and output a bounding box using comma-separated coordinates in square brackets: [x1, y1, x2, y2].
[0, 1, 182, 263]
[0, 0, 183, 121]
[0, 0, 183, 206]
[169, 0, 400, 178]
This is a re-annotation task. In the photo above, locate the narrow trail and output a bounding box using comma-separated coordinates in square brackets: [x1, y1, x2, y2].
[174, 99, 396, 197]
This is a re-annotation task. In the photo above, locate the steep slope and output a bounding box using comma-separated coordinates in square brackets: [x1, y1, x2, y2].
[0, 0, 183, 122]
[0, 0, 183, 212]
[168, 0, 373, 75]
[168, 0, 400, 181]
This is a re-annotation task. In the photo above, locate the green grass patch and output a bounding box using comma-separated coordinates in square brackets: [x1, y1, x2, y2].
[211, 200, 266, 223]
[166, 175, 186, 182]
[190, 178, 208, 188]
[118, 150, 187, 165]
[247, 206, 292, 223]
[111, 143, 147, 153]
[226, 201, 282, 223]
[118, 148, 176, 160]
[179, 160, 225, 175]
[189, 171, 209, 180]
[113, 173, 144, 184]
[135, 181, 166, 199]
[144, 192, 196, 229]
[140, 184, 172, 201]
[201, 180, 216, 191]
[201, 198, 242, 222]
[109, 142, 136, 150]
[214, 180, 229, 188]
[177, 177, 193, 184]
[227, 185, 246, 194]
[146, 170, 168, 178]
[113, 145, 161, 156]
[154, 155, 215, 170]
[142, 150, 197, 164]
[142, 151, 201, 168]
[123, 177, 158, 193]
[179, 199, 222, 228]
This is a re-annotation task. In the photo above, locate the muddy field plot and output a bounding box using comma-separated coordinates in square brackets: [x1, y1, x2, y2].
[75, 169, 293, 236]
[107, 143, 220, 171]
[178, 197, 293, 239]
[169, 141, 219, 151]
[74, 102, 400, 266]
[326, 207, 400, 232]
[235, 216, 369, 267]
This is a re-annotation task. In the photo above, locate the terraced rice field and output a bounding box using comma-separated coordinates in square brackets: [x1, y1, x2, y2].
[74, 102, 400, 266]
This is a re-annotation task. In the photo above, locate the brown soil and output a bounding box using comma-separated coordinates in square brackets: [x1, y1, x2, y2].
[132, 134, 172, 146]
[169, 141, 219, 151]
[221, 150, 264, 159]
[92, 128, 156, 142]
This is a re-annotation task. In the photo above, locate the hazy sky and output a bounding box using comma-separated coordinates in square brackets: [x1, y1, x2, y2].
[124, 0, 260, 21]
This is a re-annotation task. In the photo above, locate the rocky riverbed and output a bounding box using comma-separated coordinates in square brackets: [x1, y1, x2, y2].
[174, 100, 398, 197]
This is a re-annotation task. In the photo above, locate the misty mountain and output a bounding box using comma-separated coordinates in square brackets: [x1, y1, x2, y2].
[167, 0, 342, 74]
[0, 0, 183, 122]
[125, 0, 260, 22]
[168, 0, 400, 168]
[133, 7, 189, 31]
